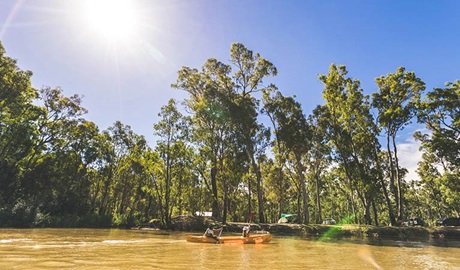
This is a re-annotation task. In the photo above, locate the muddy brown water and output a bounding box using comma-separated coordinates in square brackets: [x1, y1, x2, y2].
[1, 228, 459, 269]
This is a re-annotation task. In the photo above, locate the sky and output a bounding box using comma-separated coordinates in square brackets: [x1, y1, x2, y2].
[1, 0, 460, 181]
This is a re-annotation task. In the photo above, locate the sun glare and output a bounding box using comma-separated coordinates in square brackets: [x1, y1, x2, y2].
[83, 0, 141, 43]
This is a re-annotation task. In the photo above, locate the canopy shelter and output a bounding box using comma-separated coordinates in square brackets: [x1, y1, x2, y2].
[277, 213, 298, 223]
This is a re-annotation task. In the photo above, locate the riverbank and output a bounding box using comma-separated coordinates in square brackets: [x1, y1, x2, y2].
[229, 222, 460, 240]
[163, 216, 460, 241]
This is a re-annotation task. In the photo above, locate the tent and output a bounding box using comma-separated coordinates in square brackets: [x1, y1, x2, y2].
[277, 213, 297, 223]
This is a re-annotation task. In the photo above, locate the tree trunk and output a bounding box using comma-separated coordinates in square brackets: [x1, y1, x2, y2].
[295, 157, 309, 224]
[387, 132, 399, 218]
[247, 173, 252, 222]
[165, 151, 171, 225]
[368, 146, 397, 225]
[372, 199, 379, 226]
[278, 167, 284, 221]
[255, 160, 265, 223]
[210, 165, 219, 219]
[364, 200, 372, 225]
[315, 171, 322, 224]
[246, 148, 265, 223]
[222, 184, 228, 224]
[392, 134, 404, 221]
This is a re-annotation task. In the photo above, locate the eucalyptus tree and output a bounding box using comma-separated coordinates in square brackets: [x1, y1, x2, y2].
[220, 140, 250, 222]
[0, 41, 41, 211]
[88, 126, 151, 226]
[34, 87, 88, 150]
[261, 158, 285, 222]
[415, 80, 460, 218]
[322, 166, 356, 222]
[416, 80, 460, 169]
[172, 43, 276, 223]
[319, 64, 391, 225]
[135, 147, 163, 222]
[372, 67, 425, 221]
[262, 88, 289, 219]
[172, 57, 235, 219]
[153, 98, 193, 225]
[0, 41, 106, 224]
[88, 130, 116, 217]
[38, 119, 99, 217]
[404, 174, 438, 224]
[308, 105, 333, 223]
[103, 121, 149, 225]
[12, 85, 98, 224]
[416, 152, 451, 219]
[262, 89, 312, 224]
[227, 43, 277, 223]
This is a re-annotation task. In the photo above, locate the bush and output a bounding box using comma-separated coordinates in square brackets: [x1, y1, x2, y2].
[0, 200, 38, 227]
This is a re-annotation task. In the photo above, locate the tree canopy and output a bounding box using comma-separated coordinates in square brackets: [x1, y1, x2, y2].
[1, 40, 458, 228]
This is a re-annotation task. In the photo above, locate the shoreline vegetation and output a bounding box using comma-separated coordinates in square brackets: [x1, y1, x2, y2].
[137, 216, 460, 241]
[2, 41, 460, 233]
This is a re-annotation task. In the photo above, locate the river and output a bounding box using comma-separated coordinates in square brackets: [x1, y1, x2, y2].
[1, 228, 459, 269]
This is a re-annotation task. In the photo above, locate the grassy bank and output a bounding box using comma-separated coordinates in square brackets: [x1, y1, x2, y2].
[223, 221, 460, 240]
[265, 223, 460, 240]
[166, 216, 460, 241]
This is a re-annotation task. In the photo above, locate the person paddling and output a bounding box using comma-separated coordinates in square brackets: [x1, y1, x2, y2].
[242, 224, 250, 237]
[204, 226, 221, 240]
[242, 212, 254, 237]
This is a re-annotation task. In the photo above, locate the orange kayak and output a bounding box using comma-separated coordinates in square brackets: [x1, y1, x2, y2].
[186, 233, 272, 244]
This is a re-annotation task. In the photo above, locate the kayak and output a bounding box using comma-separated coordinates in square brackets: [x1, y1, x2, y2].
[186, 233, 272, 244]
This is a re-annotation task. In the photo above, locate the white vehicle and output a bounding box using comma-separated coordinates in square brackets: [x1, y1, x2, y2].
[322, 218, 336, 225]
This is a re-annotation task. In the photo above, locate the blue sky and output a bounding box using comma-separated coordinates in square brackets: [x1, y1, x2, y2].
[2, 0, 459, 180]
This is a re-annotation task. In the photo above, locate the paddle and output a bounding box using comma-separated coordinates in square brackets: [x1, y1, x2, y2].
[204, 226, 222, 243]
[243, 212, 254, 237]
[203, 227, 212, 237]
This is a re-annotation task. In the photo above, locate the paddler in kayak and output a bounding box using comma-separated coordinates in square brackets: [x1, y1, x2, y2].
[204, 226, 222, 240]
[242, 224, 250, 237]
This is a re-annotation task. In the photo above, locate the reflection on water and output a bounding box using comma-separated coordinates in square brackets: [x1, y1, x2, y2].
[1, 228, 459, 269]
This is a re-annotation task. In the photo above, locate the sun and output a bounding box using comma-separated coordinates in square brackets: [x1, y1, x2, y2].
[83, 0, 142, 43]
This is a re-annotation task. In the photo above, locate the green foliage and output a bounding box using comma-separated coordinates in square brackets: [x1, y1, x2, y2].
[1, 39, 459, 228]
[372, 67, 426, 221]
[262, 89, 313, 223]
[318, 64, 384, 225]
[414, 80, 460, 219]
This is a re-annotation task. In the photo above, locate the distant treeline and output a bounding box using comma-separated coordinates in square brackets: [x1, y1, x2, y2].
[0, 41, 458, 228]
